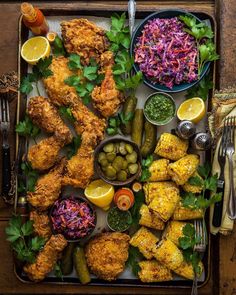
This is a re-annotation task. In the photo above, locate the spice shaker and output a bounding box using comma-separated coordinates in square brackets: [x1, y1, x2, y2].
[191, 132, 212, 151]
[175, 120, 196, 139]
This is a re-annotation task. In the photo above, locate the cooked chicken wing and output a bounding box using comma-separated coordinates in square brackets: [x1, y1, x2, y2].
[43, 56, 78, 107]
[30, 210, 52, 240]
[92, 51, 123, 117]
[24, 234, 67, 282]
[27, 96, 72, 144]
[61, 18, 108, 64]
[85, 232, 130, 281]
[27, 135, 64, 171]
[27, 158, 66, 210]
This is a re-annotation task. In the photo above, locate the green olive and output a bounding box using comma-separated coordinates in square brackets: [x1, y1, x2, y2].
[119, 142, 127, 155]
[103, 143, 114, 153]
[122, 159, 128, 170]
[112, 156, 124, 171]
[105, 165, 117, 179]
[125, 143, 134, 154]
[128, 163, 139, 174]
[100, 159, 109, 167]
[106, 152, 116, 162]
[98, 152, 106, 163]
[117, 170, 128, 181]
[126, 151, 137, 164]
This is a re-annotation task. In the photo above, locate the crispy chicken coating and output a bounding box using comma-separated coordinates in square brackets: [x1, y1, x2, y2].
[27, 158, 66, 211]
[23, 234, 67, 282]
[85, 232, 130, 281]
[43, 56, 78, 106]
[61, 18, 108, 64]
[92, 51, 123, 117]
[30, 210, 52, 240]
[27, 96, 72, 144]
[27, 135, 64, 171]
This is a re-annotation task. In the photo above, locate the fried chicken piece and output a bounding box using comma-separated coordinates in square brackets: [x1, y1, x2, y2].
[27, 96, 72, 144]
[61, 18, 108, 64]
[85, 232, 130, 281]
[43, 56, 78, 106]
[92, 51, 123, 117]
[27, 135, 64, 171]
[30, 210, 52, 240]
[24, 234, 67, 282]
[27, 158, 66, 211]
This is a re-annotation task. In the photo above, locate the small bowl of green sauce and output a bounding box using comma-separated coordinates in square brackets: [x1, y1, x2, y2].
[107, 206, 132, 232]
[144, 92, 176, 126]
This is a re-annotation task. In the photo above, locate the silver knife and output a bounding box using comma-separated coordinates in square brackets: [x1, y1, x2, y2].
[128, 0, 136, 36]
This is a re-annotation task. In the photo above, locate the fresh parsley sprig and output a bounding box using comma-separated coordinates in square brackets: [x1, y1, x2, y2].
[106, 111, 134, 136]
[59, 106, 75, 122]
[186, 73, 213, 101]
[15, 115, 41, 143]
[182, 162, 222, 210]
[53, 36, 66, 57]
[54, 262, 64, 281]
[5, 215, 46, 263]
[140, 155, 154, 182]
[130, 190, 145, 232]
[20, 56, 53, 96]
[65, 135, 82, 159]
[126, 246, 144, 277]
[18, 161, 39, 193]
[179, 15, 219, 77]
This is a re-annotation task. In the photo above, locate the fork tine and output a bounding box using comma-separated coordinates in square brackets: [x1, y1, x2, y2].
[233, 117, 236, 147]
[222, 117, 229, 156]
[5, 98, 10, 123]
[0, 98, 2, 122]
[2, 98, 7, 122]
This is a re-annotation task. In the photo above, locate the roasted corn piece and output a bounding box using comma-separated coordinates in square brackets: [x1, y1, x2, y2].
[147, 182, 180, 222]
[148, 159, 170, 182]
[153, 238, 184, 271]
[139, 204, 165, 231]
[174, 260, 204, 280]
[155, 133, 188, 161]
[167, 154, 199, 185]
[129, 227, 159, 259]
[164, 221, 190, 246]
[138, 260, 173, 283]
[172, 200, 204, 220]
[182, 171, 203, 194]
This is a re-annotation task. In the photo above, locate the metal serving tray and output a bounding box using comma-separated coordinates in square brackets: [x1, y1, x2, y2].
[15, 5, 216, 290]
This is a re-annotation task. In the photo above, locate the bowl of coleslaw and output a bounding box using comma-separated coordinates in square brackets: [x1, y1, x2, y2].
[130, 9, 210, 93]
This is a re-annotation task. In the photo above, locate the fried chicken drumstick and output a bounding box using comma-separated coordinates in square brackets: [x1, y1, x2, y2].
[24, 234, 67, 282]
[27, 158, 66, 211]
[30, 211, 52, 240]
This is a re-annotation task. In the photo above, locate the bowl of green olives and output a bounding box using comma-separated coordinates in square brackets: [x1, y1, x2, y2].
[94, 137, 142, 186]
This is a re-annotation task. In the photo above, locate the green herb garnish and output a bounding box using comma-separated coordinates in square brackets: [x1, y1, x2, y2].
[53, 36, 66, 57]
[59, 106, 75, 122]
[65, 135, 82, 159]
[186, 74, 213, 101]
[18, 161, 39, 193]
[54, 262, 64, 281]
[140, 155, 154, 182]
[15, 115, 41, 142]
[130, 190, 145, 228]
[126, 246, 144, 277]
[5, 215, 46, 263]
[105, 111, 134, 136]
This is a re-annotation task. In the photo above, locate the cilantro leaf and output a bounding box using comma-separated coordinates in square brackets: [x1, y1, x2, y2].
[15, 115, 41, 139]
[140, 155, 154, 182]
[106, 116, 120, 136]
[186, 74, 213, 101]
[54, 262, 64, 281]
[197, 162, 211, 179]
[130, 190, 145, 227]
[59, 106, 75, 122]
[126, 246, 143, 277]
[21, 220, 34, 236]
[19, 74, 37, 94]
[20, 161, 38, 192]
[83, 66, 98, 81]
[205, 174, 218, 191]
[53, 36, 66, 57]
[118, 111, 134, 125]
[188, 176, 204, 187]
[30, 236, 46, 251]
[68, 53, 82, 70]
[66, 135, 82, 159]
[33, 56, 53, 78]
[64, 75, 81, 86]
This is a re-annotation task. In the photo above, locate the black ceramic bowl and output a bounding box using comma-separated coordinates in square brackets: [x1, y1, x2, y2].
[94, 136, 142, 186]
[130, 9, 211, 93]
[49, 196, 97, 243]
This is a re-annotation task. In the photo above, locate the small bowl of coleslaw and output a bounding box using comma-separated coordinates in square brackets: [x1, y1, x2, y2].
[130, 9, 210, 93]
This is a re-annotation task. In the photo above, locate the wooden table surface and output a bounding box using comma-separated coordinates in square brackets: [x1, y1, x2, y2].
[0, 1, 235, 294]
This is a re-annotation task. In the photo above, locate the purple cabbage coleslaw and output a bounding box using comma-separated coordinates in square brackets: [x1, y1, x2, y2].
[134, 17, 198, 89]
[51, 197, 96, 240]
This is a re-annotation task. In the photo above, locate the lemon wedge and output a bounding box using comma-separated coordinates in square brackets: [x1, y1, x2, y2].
[177, 97, 206, 123]
[21, 36, 51, 65]
[84, 179, 114, 211]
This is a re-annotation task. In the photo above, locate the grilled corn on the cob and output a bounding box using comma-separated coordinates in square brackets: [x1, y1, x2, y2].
[147, 182, 180, 222]
[155, 133, 188, 161]
[129, 227, 159, 259]
[172, 200, 204, 220]
[139, 204, 165, 230]
[148, 159, 170, 182]
[174, 260, 204, 280]
[164, 221, 189, 246]
[138, 260, 173, 282]
[167, 154, 200, 185]
[153, 238, 184, 270]
[182, 171, 203, 193]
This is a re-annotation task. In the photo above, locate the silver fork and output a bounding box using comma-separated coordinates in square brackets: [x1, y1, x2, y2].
[191, 219, 207, 295]
[0, 94, 11, 196]
[226, 116, 236, 219]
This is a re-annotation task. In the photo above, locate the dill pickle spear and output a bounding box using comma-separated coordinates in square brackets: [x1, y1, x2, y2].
[74, 247, 91, 284]
[120, 94, 137, 135]
[141, 119, 157, 157]
[131, 109, 144, 147]
[61, 242, 75, 275]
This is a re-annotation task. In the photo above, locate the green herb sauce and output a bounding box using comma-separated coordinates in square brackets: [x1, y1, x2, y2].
[107, 207, 132, 232]
[144, 94, 175, 124]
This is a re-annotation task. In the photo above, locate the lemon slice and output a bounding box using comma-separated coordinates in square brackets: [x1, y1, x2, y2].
[21, 36, 51, 65]
[177, 97, 206, 123]
[84, 179, 114, 211]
